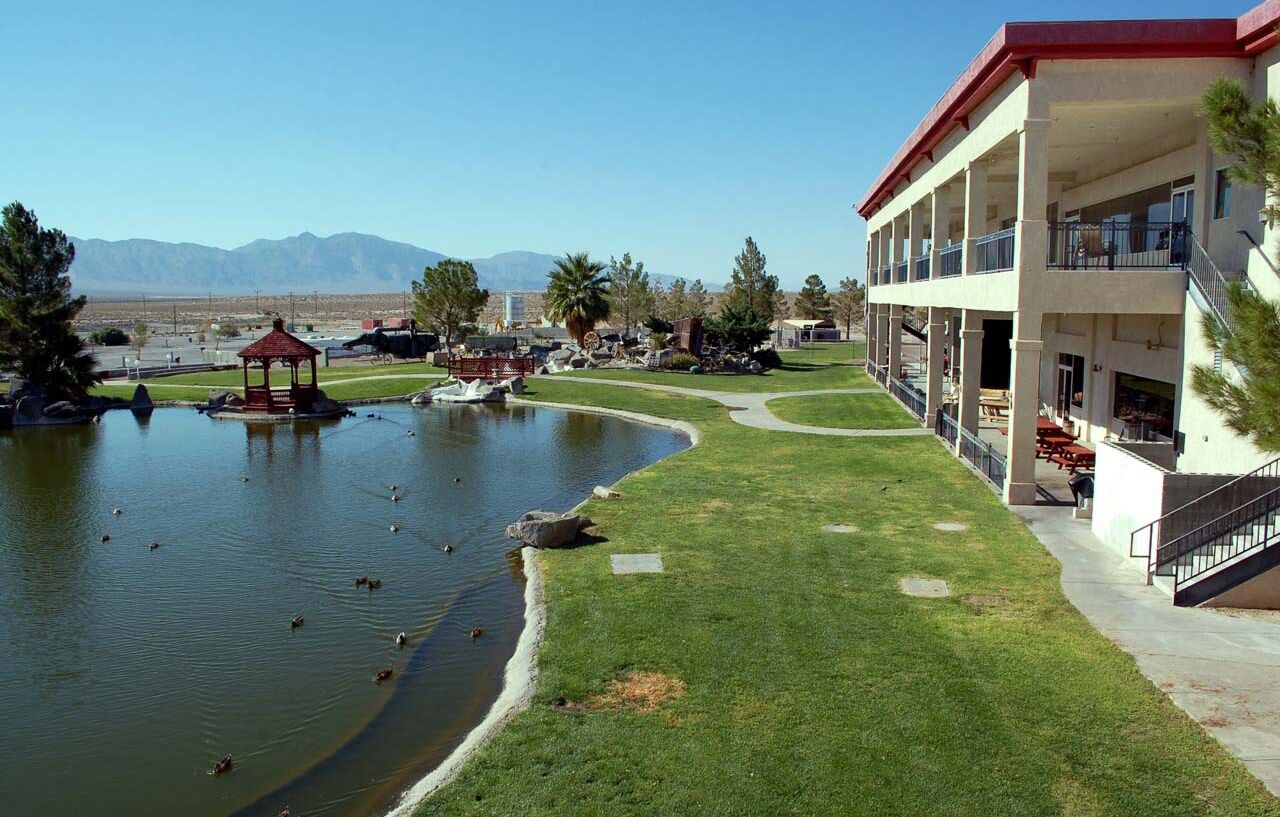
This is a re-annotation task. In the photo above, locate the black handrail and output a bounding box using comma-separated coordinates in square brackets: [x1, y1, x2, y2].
[938, 244, 963, 277]
[975, 228, 1015, 273]
[1047, 221, 1188, 270]
[1164, 487, 1280, 590]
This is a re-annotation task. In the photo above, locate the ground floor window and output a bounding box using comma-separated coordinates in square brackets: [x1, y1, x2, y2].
[1056, 353, 1085, 419]
[1113, 372, 1176, 441]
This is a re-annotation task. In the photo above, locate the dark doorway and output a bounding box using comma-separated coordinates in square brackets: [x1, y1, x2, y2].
[981, 318, 1012, 389]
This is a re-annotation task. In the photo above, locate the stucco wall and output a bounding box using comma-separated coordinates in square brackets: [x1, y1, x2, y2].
[1092, 441, 1169, 556]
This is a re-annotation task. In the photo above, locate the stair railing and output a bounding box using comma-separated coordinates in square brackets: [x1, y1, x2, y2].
[1158, 485, 1280, 595]
[1186, 232, 1236, 334]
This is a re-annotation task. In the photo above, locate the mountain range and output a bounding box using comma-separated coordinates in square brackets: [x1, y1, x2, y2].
[67, 232, 710, 296]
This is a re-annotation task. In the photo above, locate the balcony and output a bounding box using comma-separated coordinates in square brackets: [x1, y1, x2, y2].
[880, 265, 892, 285]
[938, 244, 963, 278]
[1047, 221, 1189, 270]
[896, 260, 909, 283]
[975, 228, 1015, 273]
[914, 253, 930, 281]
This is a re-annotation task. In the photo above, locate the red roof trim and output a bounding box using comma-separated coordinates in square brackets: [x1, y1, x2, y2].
[238, 326, 320, 360]
[855, 5, 1280, 218]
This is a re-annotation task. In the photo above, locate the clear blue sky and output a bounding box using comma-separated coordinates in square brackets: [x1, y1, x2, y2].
[3, 0, 1247, 288]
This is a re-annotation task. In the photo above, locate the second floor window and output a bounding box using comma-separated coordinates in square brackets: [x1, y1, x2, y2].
[1214, 168, 1232, 220]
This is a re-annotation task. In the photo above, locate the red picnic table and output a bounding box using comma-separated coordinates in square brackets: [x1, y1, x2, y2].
[1047, 443, 1096, 474]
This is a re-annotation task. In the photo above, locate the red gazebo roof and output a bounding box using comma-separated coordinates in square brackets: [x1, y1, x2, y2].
[238, 318, 319, 360]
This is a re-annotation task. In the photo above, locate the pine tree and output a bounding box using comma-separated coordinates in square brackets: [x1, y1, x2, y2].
[1191, 284, 1280, 452]
[687, 279, 711, 319]
[0, 202, 99, 400]
[1203, 77, 1280, 237]
[724, 236, 781, 323]
[793, 274, 831, 320]
[658, 278, 689, 322]
[829, 277, 865, 339]
[606, 253, 653, 334]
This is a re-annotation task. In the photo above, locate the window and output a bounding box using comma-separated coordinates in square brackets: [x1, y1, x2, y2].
[1113, 372, 1176, 442]
[1214, 168, 1232, 220]
[1056, 353, 1085, 419]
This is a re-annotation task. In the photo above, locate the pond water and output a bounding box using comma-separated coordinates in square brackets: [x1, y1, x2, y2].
[0, 404, 686, 817]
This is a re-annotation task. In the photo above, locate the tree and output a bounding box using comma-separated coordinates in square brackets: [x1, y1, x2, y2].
[89, 326, 129, 346]
[687, 279, 712, 319]
[545, 252, 610, 345]
[829, 277, 866, 339]
[657, 278, 687, 322]
[654, 277, 712, 323]
[706, 301, 771, 353]
[412, 259, 489, 351]
[1203, 78, 1280, 243]
[0, 202, 99, 400]
[1191, 284, 1280, 451]
[724, 236, 781, 323]
[606, 253, 653, 335]
[793, 274, 831, 320]
[130, 321, 150, 361]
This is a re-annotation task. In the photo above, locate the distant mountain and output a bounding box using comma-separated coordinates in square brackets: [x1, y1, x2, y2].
[67, 232, 713, 295]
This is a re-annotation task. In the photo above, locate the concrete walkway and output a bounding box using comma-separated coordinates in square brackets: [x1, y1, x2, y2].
[1016, 505, 1280, 795]
[546, 376, 932, 438]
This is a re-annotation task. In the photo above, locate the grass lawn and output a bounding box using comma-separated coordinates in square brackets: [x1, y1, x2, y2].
[555, 341, 870, 393]
[91, 374, 433, 404]
[127, 360, 445, 388]
[417, 376, 1278, 816]
[767, 391, 919, 430]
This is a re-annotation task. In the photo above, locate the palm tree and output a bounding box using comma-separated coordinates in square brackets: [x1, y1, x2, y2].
[544, 252, 610, 345]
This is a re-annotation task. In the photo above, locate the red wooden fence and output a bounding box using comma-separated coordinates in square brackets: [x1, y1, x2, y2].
[448, 356, 537, 382]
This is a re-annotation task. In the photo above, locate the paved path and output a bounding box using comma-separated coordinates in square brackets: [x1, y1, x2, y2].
[545, 375, 932, 437]
[1016, 505, 1280, 795]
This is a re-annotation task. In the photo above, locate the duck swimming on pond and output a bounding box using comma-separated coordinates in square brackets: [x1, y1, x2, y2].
[407, 430, 415, 437]
[395, 632, 407, 647]
[354, 576, 369, 587]
[148, 541, 160, 551]
[212, 754, 234, 775]
[391, 494, 401, 502]
[389, 525, 399, 533]
[100, 535, 110, 543]
[390, 484, 398, 492]
[469, 628, 484, 640]
[368, 579, 383, 590]
[373, 668, 393, 683]
[453, 477, 461, 484]
[443, 544, 454, 554]
[290, 614, 304, 629]
[112, 508, 122, 516]
[239, 476, 249, 483]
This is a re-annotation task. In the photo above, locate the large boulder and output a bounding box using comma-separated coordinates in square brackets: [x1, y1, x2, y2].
[547, 348, 575, 364]
[13, 395, 45, 424]
[130, 385, 155, 414]
[505, 510, 593, 548]
[41, 400, 81, 420]
[569, 355, 588, 369]
[501, 376, 525, 395]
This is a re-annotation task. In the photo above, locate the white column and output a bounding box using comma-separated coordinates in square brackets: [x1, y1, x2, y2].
[908, 201, 925, 282]
[878, 228, 891, 285]
[890, 216, 903, 282]
[930, 184, 950, 277]
[1014, 116, 1051, 277]
[963, 162, 987, 276]
[925, 306, 946, 427]
[888, 304, 903, 380]
[957, 309, 984, 443]
[867, 230, 880, 289]
[1004, 311, 1044, 505]
[876, 303, 890, 368]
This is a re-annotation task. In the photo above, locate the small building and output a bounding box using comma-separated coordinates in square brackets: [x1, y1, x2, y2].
[237, 317, 322, 414]
[777, 318, 840, 346]
[361, 318, 383, 331]
[504, 294, 525, 325]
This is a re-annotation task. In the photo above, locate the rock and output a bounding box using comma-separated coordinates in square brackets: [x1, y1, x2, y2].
[747, 360, 764, 374]
[527, 345, 553, 363]
[592, 486, 621, 500]
[410, 390, 433, 406]
[502, 376, 525, 395]
[537, 365, 550, 375]
[589, 348, 614, 362]
[7, 378, 41, 401]
[13, 395, 44, 424]
[130, 385, 154, 414]
[505, 510, 593, 548]
[547, 348, 575, 364]
[42, 401, 81, 420]
[569, 356, 587, 369]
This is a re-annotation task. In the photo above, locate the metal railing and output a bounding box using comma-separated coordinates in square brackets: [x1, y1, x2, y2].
[1132, 454, 1280, 565]
[890, 376, 926, 420]
[895, 260, 909, 283]
[935, 408, 958, 447]
[975, 228, 1015, 273]
[1186, 232, 1236, 333]
[938, 244, 963, 278]
[958, 425, 1007, 490]
[1047, 221, 1189, 270]
[914, 253, 931, 281]
[868, 361, 888, 386]
[880, 266, 892, 285]
[1157, 486, 1280, 598]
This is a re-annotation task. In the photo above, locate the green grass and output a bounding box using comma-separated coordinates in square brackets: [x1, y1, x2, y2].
[417, 377, 1278, 816]
[554, 342, 870, 393]
[132, 360, 445, 388]
[767, 391, 919, 430]
[91, 374, 432, 404]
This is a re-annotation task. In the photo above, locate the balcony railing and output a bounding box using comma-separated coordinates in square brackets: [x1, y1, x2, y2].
[958, 425, 1006, 491]
[880, 265, 891, 285]
[1047, 221, 1189, 270]
[975, 228, 1015, 273]
[895, 260, 909, 283]
[938, 244, 963, 278]
[914, 253, 930, 281]
[889, 376, 926, 420]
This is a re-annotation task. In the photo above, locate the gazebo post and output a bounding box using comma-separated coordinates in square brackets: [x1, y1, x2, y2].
[263, 358, 272, 411]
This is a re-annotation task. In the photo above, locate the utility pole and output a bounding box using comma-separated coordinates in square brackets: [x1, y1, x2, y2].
[255, 290, 261, 313]
[313, 290, 318, 323]
[208, 292, 213, 319]
[289, 291, 296, 329]
[402, 290, 407, 317]
[172, 304, 178, 337]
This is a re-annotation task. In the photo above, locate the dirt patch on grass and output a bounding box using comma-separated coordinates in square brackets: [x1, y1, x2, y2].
[702, 498, 732, 512]
[961, 594, 1009, 609]
[557, 671, 686, 715]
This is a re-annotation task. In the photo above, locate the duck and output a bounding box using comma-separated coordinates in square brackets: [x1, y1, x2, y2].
[395, 632, 407, 647]
[100, 534, 110, 543]
[389, 525, 399, 533]
[390, 484, 398, 492]
[212, 754, 234, 775]
[112, 507, 122, 516]
[148, 541, 160, 551]
[453, 477, 461, 484]
[354, 576, 369, 587]
[368, 579, 383, 590]
[366, 413, 375, 418]
[373, 668, 393, 683]
[391, 494, 401, 503]
[407, 430, 416, 437]
[239, 476, 249, 483]
[469, 628, 484, 640]
[277, 810, 291, 817]
[290, 614, 304, 629]
[443, 544, 454, 554]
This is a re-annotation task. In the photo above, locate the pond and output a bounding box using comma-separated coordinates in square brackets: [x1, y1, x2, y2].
[0, 403, 687, 817]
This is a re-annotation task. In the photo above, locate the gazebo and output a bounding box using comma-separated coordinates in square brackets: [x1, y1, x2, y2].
[236, 317, 321, 414]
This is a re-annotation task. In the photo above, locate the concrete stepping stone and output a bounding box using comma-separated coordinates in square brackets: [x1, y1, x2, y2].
[899, 577, 950, 598]
[612, 553, 663, 574]
[933, 522, 968, 532]
[822, 524, 859, 533]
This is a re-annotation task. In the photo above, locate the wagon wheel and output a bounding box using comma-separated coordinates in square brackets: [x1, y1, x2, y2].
[582, 331, 602, 351]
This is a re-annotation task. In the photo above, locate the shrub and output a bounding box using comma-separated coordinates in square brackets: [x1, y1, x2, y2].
[89, 327, 129, 346]
[649, 331, 669, 350]
[751, 348, 783, 370]
[663, 352, 699, 371]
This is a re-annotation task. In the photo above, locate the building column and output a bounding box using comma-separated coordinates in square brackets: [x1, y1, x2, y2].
[925, 306, 946, 427]
[864, 299, 877, 362]
[890, 216, 903, 282]
[1014, 116, 1051, 275]
[878, 228, 891, 285]
[908, 201, 925, 281]
[957, 309, 984, 446]
[1192, 124, 1214, 245]
[930, 184, 951, 274]
[875, 303, 890, 368]
[888, 304, 903, 380]
[962, 161, 988, 276]
[867, 228, 881, 289]
[1004, 311, 1044, 505]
